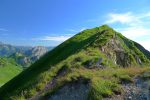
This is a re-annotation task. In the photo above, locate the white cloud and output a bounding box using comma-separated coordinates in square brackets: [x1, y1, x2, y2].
[105, 11, 150, 51]
[105, 11, 150, 26]
[116, 27, 150, 39]
[33, 36, 71, 41]
[105, 12, 138, 24]
[105, 11, 150, 27]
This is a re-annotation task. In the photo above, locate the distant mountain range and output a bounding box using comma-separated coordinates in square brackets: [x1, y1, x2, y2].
[0, 42, 30, 57]
[0, 42, 54, 67]
[0, 42, 54, 87]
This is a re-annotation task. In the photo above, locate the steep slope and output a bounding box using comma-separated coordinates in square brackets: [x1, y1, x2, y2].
[0, 25, 150, 100]
[0, 57, 22, 87]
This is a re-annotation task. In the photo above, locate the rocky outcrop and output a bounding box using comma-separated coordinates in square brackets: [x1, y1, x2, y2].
[100, 34, 147, 67]
[83, 58, 105, 69]
[0, 42, 53, 67]
[9, 46, 51, 67]
[26, 46, 48, 61]
[0, 42, 32, 57]
[105, 73, 150, 100]
[115, 51, 131, 67]
[49, 81, 90, 100]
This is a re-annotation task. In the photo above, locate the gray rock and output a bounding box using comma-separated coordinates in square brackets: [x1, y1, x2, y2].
[96, 58, 103, 66]
[49, 82, 89, 100]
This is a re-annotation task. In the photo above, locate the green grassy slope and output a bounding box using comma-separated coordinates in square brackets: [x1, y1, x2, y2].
[0, 58, 22, 87]
[0, 25, 149, 100]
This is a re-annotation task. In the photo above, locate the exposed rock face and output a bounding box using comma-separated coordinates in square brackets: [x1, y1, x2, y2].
[134, 55, 142, 65]
[100, 34, 146, 67]
[123, 80, 149, 100]
[100, 36, 126, 67]
[0, 42, 31, 57]
[13, 46, 49, 67]
[17, 57, 31, 66]
[115, 51, 131, 67]
[26, 46, 48, 61]
[49, 81, 90, 100]
[96, 58, 103, 66]
[105, 73, 150, 100]
[83, 58, 105, 69]
[0, 42, 53, 67]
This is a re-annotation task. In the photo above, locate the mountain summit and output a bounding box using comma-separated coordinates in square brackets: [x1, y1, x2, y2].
[0, 25, 150, 100]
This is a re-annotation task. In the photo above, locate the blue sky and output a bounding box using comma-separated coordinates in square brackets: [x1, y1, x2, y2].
[0, 0, 150, 50]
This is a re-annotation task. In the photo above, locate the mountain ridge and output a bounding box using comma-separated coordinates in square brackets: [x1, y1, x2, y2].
[0, 25, 150, 100]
